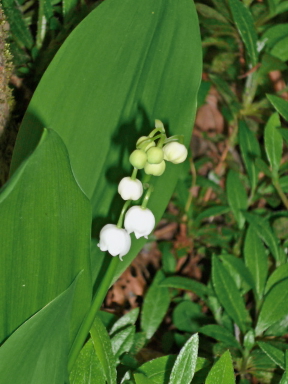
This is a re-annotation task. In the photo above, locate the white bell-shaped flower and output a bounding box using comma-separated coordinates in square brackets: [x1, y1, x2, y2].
[163, 142, 188, 164]
[118, 177, 143, 200]
[97, 224, 131, 261]
[124, 206, 155, 239]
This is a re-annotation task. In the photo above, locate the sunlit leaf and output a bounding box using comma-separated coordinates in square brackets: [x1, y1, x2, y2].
[0, 278, 79, 384]
[10, 0, 202, 282]
[0, 129, 91, 344]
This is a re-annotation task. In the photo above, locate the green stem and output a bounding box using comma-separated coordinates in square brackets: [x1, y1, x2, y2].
[141, 185, 154, 209]
[131, 168, 138, 180]
[157, 133, 167, 148]
[117, 200, 131, 228]
[149, 126, 165, 137]
[67, 256, 119, 372]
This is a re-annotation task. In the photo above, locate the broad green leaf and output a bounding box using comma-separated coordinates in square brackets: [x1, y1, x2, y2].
[110, 308, 139, 335]
[159, 276, 207, 300]
[220, 254, 254, 294]
[200, 324, 241, 349]
[256, 279, 288, 336]
[228, 0, 258, 66]
[238, 120, 260, 190]
[267, 94, 288, 121]
[110, 325, 135, 360]
[2, 0, 34, 48]
[244, 226, 268, 300]
[70, 339, 106, 384]
[265, 264, 288, 294]
[264, 113, 283, 174]
[90, 316, 117, 384]
[0, 129, 91, 344]
[141, 270, 170, 340]
[258, 341, 285, 369]
[212, 256, 251, 333]
[226, 170, 247, 229]
[0, 278, 78, 384]
[169, 334, 199, 384]
[205, 350, 235, 384]
[242, 212, 281, 264]
[10, 0, 202, 282]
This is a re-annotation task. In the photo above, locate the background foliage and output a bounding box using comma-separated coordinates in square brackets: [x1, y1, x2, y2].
[1, 0, 288, 382]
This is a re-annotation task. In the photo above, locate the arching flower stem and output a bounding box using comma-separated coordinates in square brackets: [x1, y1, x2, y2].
[141, 185, 154, 209]
[117, 200, 131, 228]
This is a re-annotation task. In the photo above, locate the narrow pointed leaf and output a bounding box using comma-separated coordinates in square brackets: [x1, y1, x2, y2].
[90, 316, 117, 384]
[111, 325, 135, 360]
[110, 308, 139, 335]
[242, 212, 281, 263]
[205, 350, 235, 384]
[169, 334, 199, 384]
[212, 256, 251, 333]
[159, 276, 207, 299]
[2, 0, 34, 48]
[70, 339, 106, 384]
[258, 341, 285, 369]
[256, 279, 288, 336]
[200, 325, 241, 349]
[0, 278, 79, 384]
[267, 94, 288, 121]
[226, 170, 247, 229]
[244, 226, 268, 300]
[265, 264, 288, 294]
[10, 0, 202, 281]
[228, 0, 258, 66]
[238, 120, 260, 190]
[0, 129, 91, 344]
[264, 113, 283, 174]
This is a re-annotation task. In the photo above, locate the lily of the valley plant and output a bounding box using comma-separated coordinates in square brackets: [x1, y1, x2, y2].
[97, 119, 188, 259]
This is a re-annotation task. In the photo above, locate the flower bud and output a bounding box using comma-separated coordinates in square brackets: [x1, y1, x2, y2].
[129, 149, 147, 169]
[144, 160, 166, 176]
[118, 177, 143, 200]
[97, 224, 131, 260]
[136, 136, 155, 151]
[163, 142, 188, 164]
[146, 147, 164, 164]
[124, 206, 155, 239]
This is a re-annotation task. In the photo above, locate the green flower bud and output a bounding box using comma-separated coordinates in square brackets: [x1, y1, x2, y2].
[136, 136, 155, 151]
[146, 147, 164, 164]
[144, 160, 166, 176]
[129, 149, 147, 169]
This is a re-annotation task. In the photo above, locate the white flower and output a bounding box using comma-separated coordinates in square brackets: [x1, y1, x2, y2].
[97, 224, 131, 261]
[124, 206, 155, 239]
[118, 177, 143, 200]
[163, 142, 188, 164]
